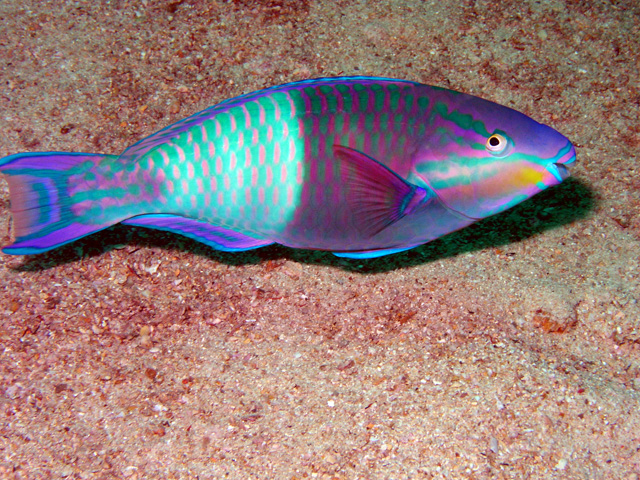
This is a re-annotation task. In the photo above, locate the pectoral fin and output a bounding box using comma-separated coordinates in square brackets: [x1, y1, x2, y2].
[333, 145, 430, 237]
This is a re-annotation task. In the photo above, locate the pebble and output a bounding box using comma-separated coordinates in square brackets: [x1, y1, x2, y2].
[489, 436, 499, 453]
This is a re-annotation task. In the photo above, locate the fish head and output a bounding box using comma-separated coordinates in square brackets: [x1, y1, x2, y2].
[412, 94, 576, 220]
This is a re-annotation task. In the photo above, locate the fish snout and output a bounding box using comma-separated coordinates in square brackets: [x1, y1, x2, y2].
[547, 162, 571, 182]
[546, 143, 576, 183]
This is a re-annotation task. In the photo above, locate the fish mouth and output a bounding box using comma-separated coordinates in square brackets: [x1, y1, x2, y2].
[546, 162, 572, 182]
[546, 142, 576, 183]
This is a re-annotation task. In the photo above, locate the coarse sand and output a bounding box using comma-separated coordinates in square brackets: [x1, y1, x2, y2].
[0, 1, 639, 478]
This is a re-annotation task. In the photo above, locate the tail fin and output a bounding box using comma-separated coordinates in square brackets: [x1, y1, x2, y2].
[0, 152, 120, 255]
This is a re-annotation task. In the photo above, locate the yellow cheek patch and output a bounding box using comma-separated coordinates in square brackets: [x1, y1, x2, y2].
[515, 168, 544, 187]
[487, 167, 543, 196]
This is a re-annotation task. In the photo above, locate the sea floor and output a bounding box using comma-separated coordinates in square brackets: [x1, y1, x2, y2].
[0, 1, 639, 479]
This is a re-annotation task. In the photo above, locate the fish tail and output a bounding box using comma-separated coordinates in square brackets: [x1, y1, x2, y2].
[0, 151, 120, 254]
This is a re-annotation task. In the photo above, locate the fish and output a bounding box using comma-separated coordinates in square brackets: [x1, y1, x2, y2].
[0, 76, 575, 259]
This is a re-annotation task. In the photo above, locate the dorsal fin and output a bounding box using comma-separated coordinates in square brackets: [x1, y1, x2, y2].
[121, 77, 419, 160]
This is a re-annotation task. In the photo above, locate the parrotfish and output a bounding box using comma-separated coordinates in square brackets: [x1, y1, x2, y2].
[0, 77, 575, 259]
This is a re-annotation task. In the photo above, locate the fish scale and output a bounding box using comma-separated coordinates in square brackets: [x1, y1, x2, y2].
[143, 79, 422, 236]
[0, 77, 575, 258]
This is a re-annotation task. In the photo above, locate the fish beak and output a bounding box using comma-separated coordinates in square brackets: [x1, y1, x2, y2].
[546, 162, 572, 182]
[546, 143, 576, 183]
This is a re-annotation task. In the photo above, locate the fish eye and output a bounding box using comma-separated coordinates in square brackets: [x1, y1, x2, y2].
[486, 133, 508, 154]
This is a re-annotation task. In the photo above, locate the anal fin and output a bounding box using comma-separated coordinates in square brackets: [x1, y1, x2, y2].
[332, 246, 418, 259]
[122, 214, 272, 252]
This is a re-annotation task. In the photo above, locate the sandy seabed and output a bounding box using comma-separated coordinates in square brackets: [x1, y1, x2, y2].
[0, 1, 639, 479]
